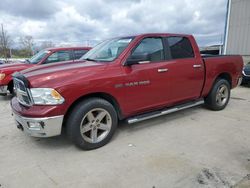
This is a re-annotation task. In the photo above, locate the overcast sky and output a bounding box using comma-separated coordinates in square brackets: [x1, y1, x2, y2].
[0, 0, 228, 47]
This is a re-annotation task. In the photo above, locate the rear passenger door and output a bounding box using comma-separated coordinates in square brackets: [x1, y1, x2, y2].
[164, 36, 204, 103]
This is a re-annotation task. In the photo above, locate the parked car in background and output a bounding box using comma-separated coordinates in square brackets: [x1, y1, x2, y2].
[0, 47, 91, 95]
[11, 33, 243, 150]
[242, 63, 250, 84]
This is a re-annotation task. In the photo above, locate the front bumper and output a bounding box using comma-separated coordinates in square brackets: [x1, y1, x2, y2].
[12, 111, 64, 137]
[0, 85, 8, 95]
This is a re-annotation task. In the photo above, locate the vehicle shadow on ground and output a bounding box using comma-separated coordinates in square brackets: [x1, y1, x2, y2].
[241, 84, 250, 88]
[114, 105, 205, 140]
[30, 128, 74, 150]
[0, 95, 13, 101]
[30, 105, 205, 151]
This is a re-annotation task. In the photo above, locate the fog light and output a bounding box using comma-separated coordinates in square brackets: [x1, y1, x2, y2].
[27, 122, 42, 131]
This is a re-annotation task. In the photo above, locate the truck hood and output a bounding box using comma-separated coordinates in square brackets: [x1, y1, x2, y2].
[21, 60, 79, 74]
[0, 63, 32, 74]
[22, 60, 106, 88]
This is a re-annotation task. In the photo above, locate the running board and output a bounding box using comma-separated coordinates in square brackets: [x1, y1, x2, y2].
[127, 99, 204, 124]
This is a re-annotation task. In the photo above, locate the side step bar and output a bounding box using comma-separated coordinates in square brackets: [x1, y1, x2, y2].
[127, 99, 204, 124]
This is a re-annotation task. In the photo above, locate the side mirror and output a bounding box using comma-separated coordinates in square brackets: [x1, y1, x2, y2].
[125, 53, 150, 66]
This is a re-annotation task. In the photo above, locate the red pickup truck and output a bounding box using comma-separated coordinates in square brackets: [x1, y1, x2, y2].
[0, 47, 91, 95]
[11, 33, 243, 150]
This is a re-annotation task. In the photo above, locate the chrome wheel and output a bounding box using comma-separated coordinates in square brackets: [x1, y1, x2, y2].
[215, 84, 229, 106]
[80, 108, 112, 143]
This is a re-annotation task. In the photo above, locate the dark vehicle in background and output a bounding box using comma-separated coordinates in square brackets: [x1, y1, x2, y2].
[242, 63, 250, 84]
[0, 47, 91, 95]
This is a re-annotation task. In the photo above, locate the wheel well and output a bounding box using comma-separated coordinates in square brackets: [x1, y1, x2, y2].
[216, 73, 232, 88]
[64, 93, 123, 126]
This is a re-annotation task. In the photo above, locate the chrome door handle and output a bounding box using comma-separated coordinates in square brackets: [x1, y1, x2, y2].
[158, 68, 168, 73]
[193, 64, 202, 68]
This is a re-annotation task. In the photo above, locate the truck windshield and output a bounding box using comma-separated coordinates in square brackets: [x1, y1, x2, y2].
[28, 50, 51, 64]
[81, 37, 134, 62]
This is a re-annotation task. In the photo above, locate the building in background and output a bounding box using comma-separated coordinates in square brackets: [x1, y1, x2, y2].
[224, 0, 250, 65]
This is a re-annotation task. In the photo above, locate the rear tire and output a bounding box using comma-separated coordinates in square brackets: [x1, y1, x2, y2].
[205, 79, 230, 111]
[66, 98, 118, 150]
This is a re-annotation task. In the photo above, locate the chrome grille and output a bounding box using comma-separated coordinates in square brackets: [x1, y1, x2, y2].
[13, 78, 32, 106]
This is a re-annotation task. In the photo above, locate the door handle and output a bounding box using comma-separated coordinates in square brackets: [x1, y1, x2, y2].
[193, 64, 202, 68]
[158, 68, 168, 73]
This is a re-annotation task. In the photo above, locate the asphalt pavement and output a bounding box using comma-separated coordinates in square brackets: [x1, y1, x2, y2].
[0, 86, 250, 188]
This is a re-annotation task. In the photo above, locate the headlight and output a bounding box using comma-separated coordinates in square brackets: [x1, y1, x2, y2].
[0, 73, 6, 80]
[30, 88, 65, 105]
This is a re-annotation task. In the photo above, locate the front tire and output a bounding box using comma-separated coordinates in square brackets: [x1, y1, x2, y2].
[205, 79, 230, 111]
[66, 98, 118, 150]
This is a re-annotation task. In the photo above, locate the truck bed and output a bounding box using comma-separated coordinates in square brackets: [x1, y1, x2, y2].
[201, 54, 243, 97]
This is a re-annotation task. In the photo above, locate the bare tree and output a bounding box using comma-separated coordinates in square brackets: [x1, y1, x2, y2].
[0, 24, 12, 60]
[20, 35, 34, 56]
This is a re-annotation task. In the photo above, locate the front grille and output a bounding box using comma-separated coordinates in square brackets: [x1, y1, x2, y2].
[13, 78, 32, 106]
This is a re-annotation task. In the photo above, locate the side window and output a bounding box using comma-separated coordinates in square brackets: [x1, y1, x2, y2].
[131, 38, 164, 62]
[74, 50, 88, 59]
[45, 51, 72, 64]
[167, 37, 194, 59]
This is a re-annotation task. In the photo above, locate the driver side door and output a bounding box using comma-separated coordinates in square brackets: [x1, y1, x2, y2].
[123, 37, 172, 114]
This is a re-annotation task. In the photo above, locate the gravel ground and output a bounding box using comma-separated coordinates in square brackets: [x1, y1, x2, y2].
[0, 86, 250, 188]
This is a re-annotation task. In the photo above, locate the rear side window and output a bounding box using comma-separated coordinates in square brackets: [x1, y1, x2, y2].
[45, 50, 73, 64]
[74, 50, 88, 59]
[167, 37, 194, 59]
[132, 38, 164, 62]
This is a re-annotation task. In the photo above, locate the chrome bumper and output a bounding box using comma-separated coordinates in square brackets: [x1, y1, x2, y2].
[12, 112, 64, 137]
[0, 85, 8, 95]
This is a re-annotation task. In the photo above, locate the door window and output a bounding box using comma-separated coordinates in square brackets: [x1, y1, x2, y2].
[45, 50, 72, 64]
[74, 50, 89, 59]
[132, 38, 164, 62]
[167, 37, 194, 59]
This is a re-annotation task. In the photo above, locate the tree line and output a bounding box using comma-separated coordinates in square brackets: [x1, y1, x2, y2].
[0, 24, 54, 60]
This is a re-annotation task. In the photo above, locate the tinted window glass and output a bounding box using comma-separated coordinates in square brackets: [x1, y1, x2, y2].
[132, 38, 164, 62]
[45, 51, 72, 64]
[74, 50, 88, 59]
[167, 37, 194, 59]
